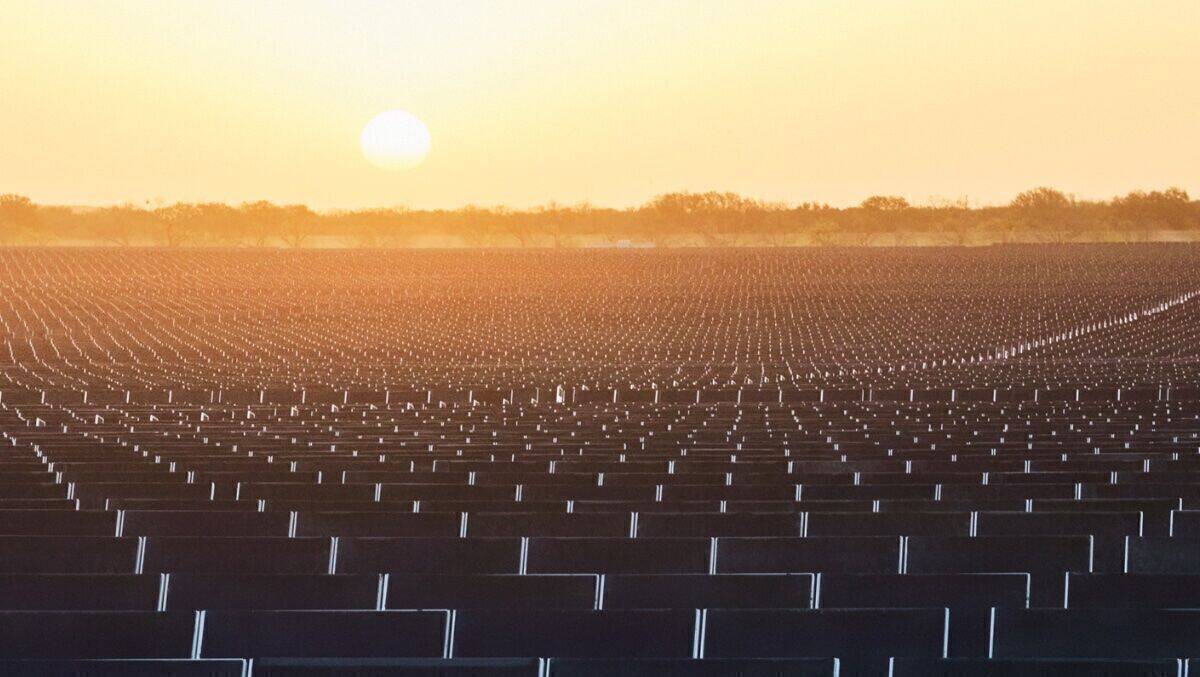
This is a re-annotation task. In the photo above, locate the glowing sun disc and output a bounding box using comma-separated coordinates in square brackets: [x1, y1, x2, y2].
[360, 110, 431, 170]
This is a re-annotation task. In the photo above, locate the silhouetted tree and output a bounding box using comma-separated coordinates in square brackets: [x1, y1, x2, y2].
[859, 195, 910, 211]
[240, 201, 282, 247]
[1112, 188, 1192, 239]
[193, 202, 243, 245]
[92, 204, 148, 246]
[855, 195, 912, 244]
[1010, 187, 1076, 242]
[276, 205, 318, 248]
[0, 194, 37, 243]
[153, 203, 203, 247]
[341, 207, 411, 248]
[1010, 187, 1071, 211]
[645, 191, 764, 246]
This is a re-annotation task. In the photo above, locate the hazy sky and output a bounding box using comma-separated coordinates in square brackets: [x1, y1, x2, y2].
[2, 1, 1197, 209]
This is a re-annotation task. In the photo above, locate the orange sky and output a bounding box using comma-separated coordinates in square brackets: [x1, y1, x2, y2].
[2, 1, 1197, 209]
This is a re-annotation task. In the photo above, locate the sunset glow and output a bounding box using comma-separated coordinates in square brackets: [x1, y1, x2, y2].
[2, 1, 1197, 209]
[2, 2, 1200, 669]
[360, 110, 432, 171]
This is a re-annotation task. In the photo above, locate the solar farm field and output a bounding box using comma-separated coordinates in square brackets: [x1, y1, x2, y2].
[1, 245, 1200, 676]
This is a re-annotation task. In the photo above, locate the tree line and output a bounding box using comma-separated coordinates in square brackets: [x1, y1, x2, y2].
[0, 187, 1196, 248]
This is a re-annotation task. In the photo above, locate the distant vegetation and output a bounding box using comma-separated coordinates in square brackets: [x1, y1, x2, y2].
[0, 187, 1196, 248]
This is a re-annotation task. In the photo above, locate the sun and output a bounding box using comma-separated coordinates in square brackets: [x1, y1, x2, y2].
[360, 110, 432, 170]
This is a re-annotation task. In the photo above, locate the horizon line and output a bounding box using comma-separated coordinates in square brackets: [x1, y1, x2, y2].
[11, 185, 1196, 214]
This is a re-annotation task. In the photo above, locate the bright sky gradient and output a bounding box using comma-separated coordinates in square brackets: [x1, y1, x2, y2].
[2, 0, 1197, 209]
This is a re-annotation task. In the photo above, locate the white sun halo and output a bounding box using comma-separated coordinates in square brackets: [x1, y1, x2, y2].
[360, 110, 432, 170]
